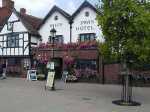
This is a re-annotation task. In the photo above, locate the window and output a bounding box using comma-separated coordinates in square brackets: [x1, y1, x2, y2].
[79, 33, 96, 42]
[76, 59, 97, 70]
[85, 11, 89, 17]
[54, 16, 58, 21]
[7, 33, 19, 48]
[49, 35, 64, 44]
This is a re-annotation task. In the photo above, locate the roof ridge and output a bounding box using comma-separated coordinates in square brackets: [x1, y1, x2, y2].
[21, 13, 42, 21]
[14, 10, 41, 37]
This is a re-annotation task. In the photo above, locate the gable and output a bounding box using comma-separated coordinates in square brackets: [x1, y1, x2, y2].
[38, 5, 71, 30]
[72, 1, 98, 19]
[41, 11, 70, 30]
[39, 10, 71, 43]
[0, 11, 28, 34]
[73, 7, 97, 21]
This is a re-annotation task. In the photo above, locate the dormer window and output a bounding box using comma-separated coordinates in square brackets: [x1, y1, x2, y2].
[85, 11, 89, 17]
[54, 16, 58, 21]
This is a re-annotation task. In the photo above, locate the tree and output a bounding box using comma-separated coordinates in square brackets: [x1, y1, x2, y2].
[97, 0, 150, 106]
[97, 0, 150, 70]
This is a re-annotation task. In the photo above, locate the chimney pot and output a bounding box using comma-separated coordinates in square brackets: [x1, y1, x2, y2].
[2, 0, 14, 10]
[20, 8, 26, 14]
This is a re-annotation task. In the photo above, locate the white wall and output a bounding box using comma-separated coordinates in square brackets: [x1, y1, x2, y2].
[31, 36, 40, 47]
[72, 7, 103, 42]
[39, 11, 70, 43]
[0, 13, 27, 34]
[0, 12, 30, 56]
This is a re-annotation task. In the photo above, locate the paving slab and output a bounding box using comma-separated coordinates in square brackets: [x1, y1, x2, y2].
[0, 78, 149, 112]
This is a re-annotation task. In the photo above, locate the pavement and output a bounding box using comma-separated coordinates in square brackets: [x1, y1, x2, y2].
[0, 78, 149, 112]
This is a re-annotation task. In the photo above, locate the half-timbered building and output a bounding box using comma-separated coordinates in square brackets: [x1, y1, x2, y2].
[0, 0, 42, 77]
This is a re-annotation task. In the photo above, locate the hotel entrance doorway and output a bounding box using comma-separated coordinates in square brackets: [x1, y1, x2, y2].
[53, 58, 63, 79]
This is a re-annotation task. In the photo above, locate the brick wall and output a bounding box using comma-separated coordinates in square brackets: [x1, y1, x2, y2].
[104, 64, 121, 84]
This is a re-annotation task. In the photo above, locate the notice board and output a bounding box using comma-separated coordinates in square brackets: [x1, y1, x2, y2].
[46, 71, 55, 88]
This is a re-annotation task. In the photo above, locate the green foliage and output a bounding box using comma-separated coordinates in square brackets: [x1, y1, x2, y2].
[97, 0, 150, 69]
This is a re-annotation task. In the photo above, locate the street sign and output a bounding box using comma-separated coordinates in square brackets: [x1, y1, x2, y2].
[27, 70, 37, 81]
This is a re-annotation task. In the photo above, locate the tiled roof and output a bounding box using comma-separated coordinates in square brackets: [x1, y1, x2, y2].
[15, 10, 42, 37]
[19, 13, 42, 30]
[0, 7, 12, 31]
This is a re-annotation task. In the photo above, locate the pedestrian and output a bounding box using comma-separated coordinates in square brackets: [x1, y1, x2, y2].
[1, 62, 7, 79]
[0, 64, 2, 77]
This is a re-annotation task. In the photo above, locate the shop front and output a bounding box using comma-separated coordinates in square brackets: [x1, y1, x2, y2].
[33, 41, 102, 82]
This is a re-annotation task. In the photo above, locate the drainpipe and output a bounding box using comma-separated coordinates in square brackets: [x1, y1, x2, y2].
[69, 19, 73, 43]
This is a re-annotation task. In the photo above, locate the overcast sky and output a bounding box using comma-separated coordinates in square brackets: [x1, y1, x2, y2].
[0, 0, 98, 18]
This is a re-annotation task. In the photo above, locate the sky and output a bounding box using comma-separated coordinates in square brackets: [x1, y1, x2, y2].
[0, 0, 98, 18]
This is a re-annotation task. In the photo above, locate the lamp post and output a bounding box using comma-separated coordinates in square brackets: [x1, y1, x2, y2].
[50, 28, 56, 90]
[50, 28, 56, 59]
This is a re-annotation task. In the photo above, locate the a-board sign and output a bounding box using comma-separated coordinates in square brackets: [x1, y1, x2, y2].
[46, 71, 55, 88]
[27, 70, 37, 81]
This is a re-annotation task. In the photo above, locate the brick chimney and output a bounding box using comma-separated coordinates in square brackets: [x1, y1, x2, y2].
[2, 0, 14, 9]
[20, 8, 26, 14]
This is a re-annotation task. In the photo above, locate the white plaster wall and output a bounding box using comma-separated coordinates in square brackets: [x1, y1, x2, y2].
[72, 7, 103, 42]
[0, 13, 27, 34]
[39, 11, 70, 43]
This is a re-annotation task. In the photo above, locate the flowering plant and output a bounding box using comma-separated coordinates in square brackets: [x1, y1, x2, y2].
[63, 55, 74, 66]
[37, 40, 97, 50]
[74, 68, 98, 79]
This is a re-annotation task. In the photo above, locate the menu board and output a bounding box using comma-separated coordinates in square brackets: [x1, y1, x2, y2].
[46, 71, 55, 88]
[27, 70, 37, 81]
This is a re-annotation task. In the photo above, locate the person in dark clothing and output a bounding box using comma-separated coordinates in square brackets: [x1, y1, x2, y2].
[0, 64, 3, 76]
[1, 63, 7, 79]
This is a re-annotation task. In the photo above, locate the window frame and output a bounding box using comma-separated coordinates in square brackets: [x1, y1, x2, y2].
[48, 35, 64, 44]
[7, 33, 19, 48]
[85, 11, 90, 17]
[79, 33, 96, 42]
[54, 15, 58, 21]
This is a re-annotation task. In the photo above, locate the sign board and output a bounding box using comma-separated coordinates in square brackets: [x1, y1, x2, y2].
[46, 71, 55, 88]
[27, 70, 37, 81]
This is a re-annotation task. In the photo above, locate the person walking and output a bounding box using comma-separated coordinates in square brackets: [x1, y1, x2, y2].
[1, 61, 7, 79]
[0, 64, 2, 77]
